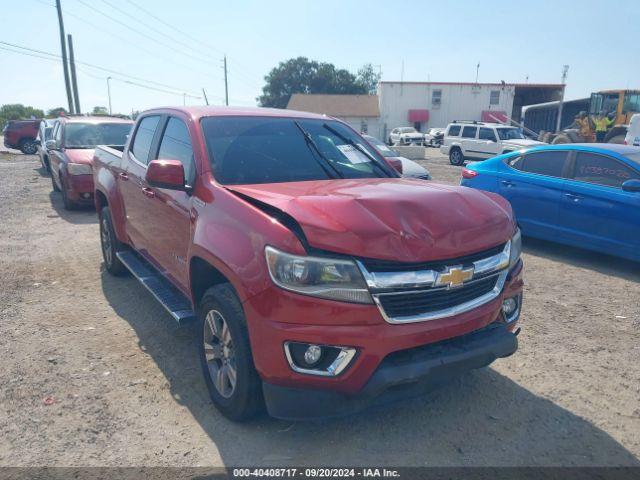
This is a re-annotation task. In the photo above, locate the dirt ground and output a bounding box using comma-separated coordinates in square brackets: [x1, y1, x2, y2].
[0, 147, 638, 467]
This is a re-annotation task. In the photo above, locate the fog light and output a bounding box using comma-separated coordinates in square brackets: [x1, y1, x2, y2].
[284, 342, 356, 376]
[502, 297, 517, 316]
[304, 345, 322, 365]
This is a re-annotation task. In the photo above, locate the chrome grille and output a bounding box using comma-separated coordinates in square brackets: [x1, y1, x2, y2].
[357, 243, 511, 324]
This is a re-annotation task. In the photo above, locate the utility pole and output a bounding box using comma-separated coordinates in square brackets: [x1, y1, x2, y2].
[223, 55, 229, 106]
[202, 88, 209, 106]
[106, 77, 112, 114]
[56, 0, 74, 113]
[183, 93, 186, 106]
[67, 34, 81, 114]
[555, 65, 569, 133]
[475, 62, 480, 84]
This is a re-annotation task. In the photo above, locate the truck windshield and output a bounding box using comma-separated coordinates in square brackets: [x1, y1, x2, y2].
[64, 122, 132, 148]
[201, 116, 392, 184]
[496, 128, 525, 140]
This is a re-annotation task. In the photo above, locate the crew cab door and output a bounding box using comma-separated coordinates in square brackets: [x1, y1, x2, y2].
[139, 115, 195, 290]
[559, 151, 640, 257]
[120, 114, 162, 253]
[49, 121, 64, 185]
[498, 150, 570, 239]
[460, 125, 479, 158]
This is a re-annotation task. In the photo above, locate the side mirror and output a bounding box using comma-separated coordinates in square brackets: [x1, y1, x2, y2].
[622, 179, 640, 192]
[145, 159, 187, 191]
[45, 139, 58, 150]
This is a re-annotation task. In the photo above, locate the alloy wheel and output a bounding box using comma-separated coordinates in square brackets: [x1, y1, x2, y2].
[203, 309, 237, 398]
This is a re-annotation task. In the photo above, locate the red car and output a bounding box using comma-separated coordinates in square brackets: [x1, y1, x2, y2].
[2, 119, 41, 154]
[48, 116, 133, 209]
[93, 107, 524, 421]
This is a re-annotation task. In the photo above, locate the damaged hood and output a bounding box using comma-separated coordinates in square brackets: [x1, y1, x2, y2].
[229, 178, 515, 262]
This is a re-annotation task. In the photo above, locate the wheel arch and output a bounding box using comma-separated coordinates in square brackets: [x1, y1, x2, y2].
[190, 255, 239, 307]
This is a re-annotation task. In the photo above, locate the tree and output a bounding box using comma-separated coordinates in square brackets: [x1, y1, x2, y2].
[258, 57, 368, 108]
[92, 106, 109, 115]
[0, 104, 45, 130]
[356, 64, 382, 95]
[47, 107, 69, 118]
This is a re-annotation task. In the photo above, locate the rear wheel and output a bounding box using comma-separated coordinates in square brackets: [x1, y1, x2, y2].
[19, 139, 37, 155]
[199, 284, 263, 421]
[100, 206, 128, 276]
[449, 148, 464, 166]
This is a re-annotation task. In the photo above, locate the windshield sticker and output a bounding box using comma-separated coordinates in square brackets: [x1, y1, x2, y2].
[337, 144, 371, 164]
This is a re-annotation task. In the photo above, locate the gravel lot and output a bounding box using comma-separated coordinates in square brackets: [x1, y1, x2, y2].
[0, 147, 638, 467]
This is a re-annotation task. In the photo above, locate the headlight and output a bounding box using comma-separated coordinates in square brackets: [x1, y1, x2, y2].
[67, 163, 92, 175]
[265, 246, 372, 304]
[509, 228, 522, 268]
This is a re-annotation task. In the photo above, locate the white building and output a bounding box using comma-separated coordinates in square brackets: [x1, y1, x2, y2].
[286, 81, 563, 142]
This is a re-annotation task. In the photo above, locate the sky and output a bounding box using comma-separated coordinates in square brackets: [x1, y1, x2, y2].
[1, 0, 639, 115]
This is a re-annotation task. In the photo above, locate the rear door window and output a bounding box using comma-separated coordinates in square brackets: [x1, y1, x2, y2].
[448, 125, 461, 136]
[461, 126, 478, 139]
[131, 115, 160, 165]
[520, 151, 568, 177]
[572, 152, 640, 188]
[157, 117, 195, 185]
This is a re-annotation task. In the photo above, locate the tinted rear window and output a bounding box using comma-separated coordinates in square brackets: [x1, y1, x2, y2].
[461, 126, 478, 138]
[448, 125, 461, 136]
[573, 152, 640, 187]
[201, 117, 389, 185]
[521, 151, 567, 177]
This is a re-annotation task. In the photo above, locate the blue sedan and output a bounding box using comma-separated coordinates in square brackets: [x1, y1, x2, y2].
[460, 144, 640, 262]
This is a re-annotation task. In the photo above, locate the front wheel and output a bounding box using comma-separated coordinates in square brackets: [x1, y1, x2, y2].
[199, 284, 263, 421]
[19, 139, 38, 155]
[100, 206, 128, 276]
[449, 148, 464, 166]
[60, 176, 76, 210]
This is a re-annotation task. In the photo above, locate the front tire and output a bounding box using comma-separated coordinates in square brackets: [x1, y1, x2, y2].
[199, 284, 263, 421]
[60, 176, 76, 210]
[19, 139, 37, 155]
[449, 148, 464, 166]
[51, 171, 60, 192]
[100, 206, 128, 276]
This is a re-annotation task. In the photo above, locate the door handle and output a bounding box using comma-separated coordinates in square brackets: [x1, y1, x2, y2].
[565, 193, 580, 202]
[119, 172, 129, 181]
[142, 187, 155, 199]
[501, 180, 514, 187]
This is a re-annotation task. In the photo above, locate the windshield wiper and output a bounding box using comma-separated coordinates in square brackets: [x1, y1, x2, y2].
[321, 123, 398, 178]
[293, 121, 343, 179]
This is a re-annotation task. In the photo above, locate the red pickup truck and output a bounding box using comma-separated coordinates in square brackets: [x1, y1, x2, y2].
[48, 116, 133, 209]
[93, 106, 524, 421]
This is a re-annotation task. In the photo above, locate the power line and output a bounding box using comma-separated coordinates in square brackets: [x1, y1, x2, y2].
[0, 40, 201, 98]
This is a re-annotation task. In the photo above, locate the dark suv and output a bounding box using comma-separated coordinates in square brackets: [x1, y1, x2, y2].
[2, 119, 41, 154]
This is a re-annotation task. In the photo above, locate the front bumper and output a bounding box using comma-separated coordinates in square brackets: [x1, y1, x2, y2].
[263, 323, 518, 420]
[65, 173, 95, 203]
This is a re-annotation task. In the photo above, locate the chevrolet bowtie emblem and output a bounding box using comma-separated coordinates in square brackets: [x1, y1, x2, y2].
[435, 265, 474, 289]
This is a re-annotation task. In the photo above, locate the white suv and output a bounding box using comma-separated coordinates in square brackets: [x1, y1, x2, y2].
[440, 121, 544, 165]
[388, 127, 424, 146]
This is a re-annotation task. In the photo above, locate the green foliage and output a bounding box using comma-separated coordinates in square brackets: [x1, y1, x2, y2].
[92, 106, 109, 115]
[258, 57, 373, 108]
[46, 107, 69, 118]
[356, 64, 382, 95]
[0, 104, 44, 130]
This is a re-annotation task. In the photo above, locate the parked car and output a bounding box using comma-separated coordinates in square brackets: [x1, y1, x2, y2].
[94, 106, 524, 421]
[460, 144, 640, 262]
[624, 113, 640, 146]
[423, 127, 445, 147]
[362, 135, 431, 179]
[2, 119, 41, 154]
[48, 116, 133, 209]
[388, 126, 424, 146]
[441, 121, 545, 166]
[37, 119, 56, 172]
